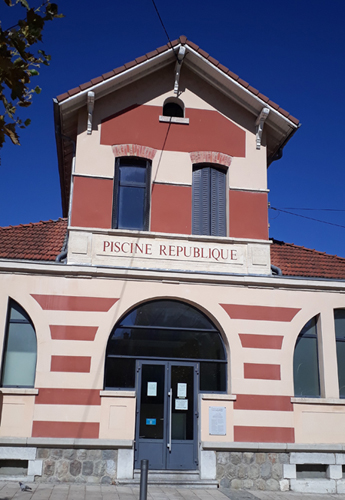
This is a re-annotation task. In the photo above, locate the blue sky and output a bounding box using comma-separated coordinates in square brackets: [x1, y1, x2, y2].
[1, 0, 345, 257]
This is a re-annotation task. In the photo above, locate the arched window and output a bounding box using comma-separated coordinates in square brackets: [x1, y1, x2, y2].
[105, 299, 226, 392]
[1, 300, 37, 388]
[163, 98, 184, 118]
[293, 316, 320, 397]
[334, 308, 345, 397]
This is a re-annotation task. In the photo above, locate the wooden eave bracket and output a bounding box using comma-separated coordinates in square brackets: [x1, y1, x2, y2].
[174, 46, 186, 95]
[255, 107, 270, 149]
[87, 91, 95, 135]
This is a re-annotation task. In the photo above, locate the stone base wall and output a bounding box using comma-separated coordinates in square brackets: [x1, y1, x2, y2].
[216, 451, 289, 491]
[36, 448, 118, 484]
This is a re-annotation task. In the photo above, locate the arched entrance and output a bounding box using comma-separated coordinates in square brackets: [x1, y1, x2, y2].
[105, 299, 226, 470]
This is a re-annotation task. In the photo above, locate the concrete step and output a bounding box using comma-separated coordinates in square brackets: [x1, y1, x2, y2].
[117, 469, 218, 488]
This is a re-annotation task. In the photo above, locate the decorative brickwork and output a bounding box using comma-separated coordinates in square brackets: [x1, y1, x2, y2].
[112, 144, 157, 160]
[36, 448, 117, 484]
[190, 151, 232, 167]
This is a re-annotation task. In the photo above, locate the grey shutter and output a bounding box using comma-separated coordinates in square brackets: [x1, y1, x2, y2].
[192, 167, 210, 235]
[210, 167, 226, 236]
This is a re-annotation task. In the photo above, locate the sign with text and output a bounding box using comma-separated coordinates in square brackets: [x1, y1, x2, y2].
[97, 235, 243, 266]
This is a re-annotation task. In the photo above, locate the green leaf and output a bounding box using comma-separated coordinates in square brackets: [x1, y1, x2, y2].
[24, 118, 31, 126]
[29, 69, 39, 76]
[34, 85, 41, 94]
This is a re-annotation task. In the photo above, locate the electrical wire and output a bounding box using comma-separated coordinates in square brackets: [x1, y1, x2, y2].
[281, 208, 345, 212]
[270, 207, 345, 229]
[151, 0, 173, 48]
[150, 0, 178, 60]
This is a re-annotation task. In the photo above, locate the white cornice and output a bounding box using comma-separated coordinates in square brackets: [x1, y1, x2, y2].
[0, 259, 344, 292]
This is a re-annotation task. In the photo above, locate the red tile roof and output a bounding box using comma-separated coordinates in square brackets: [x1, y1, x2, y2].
[271, 239, 345, 279]
[0, 219, 67, 262]
[0, 219, 344, 280]
[56, 35, 299, 126]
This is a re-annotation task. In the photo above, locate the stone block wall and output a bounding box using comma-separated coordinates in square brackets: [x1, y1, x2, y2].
[35, 448, 118, 484]
[216, 451, 289, 491]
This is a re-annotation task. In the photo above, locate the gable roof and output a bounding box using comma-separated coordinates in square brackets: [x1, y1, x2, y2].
[54, 35, 300, 217]
[0, 220, 344, 281]
[0, 219, 67, 262]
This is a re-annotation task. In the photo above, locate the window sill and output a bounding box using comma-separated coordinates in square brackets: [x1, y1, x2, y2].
[0, 388, 38, 395]
[291, 397, 345, 405]
[159, 116, 189, 125]
[100, 390, 135, 398]
[201, 394, 236, 401]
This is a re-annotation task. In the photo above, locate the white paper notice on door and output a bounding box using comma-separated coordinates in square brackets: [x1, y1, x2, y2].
[147, 382, 157, 396]
[177, 383, 187, 398]
[175, 399, 188, 410]
[209, 406, 226, 435]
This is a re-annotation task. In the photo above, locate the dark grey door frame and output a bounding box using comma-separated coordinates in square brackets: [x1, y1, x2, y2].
[134, 360, 199, 470]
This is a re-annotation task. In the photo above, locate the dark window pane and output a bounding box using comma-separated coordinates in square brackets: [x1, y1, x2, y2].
[118, 186, 145, 230]
[200, 362, 226, 392]
[293, 317, 320, 397]
[121, 300, 217, 330]
[163, 102, 183, 118]
[119, 165, 146, 184]
[171, 365, 194, 440]
[335, 309, 345, 397]
[112, 158, 150, 231]
[104, 357, 135, 389]
[139, 364, 165, 439]
[108, 327, 225, 360]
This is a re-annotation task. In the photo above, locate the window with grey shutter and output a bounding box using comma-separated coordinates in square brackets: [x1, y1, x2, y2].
[192, 165, 226, 236]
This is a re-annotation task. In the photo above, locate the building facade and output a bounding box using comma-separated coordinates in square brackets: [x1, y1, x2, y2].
[1, 36, 345, 492]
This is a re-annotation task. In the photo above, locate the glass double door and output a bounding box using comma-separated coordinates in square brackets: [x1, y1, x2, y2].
[135, 361, 198, 470]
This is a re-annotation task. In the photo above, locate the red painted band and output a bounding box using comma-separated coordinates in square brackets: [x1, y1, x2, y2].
[35, 389, 101, 406]
[32, 295, 118, 312]
[239, 334, 283, 349]
[32, 421, 99, 439]
[244, 363, 281, 380]
[221, 304, 300, 322]
[101, 105, 245, 158]
[234, 426, 295, 443]
[234, 394, 292, 411]
[151, 184, 192, 234]
[51, 356, 91, 373]
[49, 325, 98, 341]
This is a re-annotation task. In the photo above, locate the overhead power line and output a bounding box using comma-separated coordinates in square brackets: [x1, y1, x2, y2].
[150, 0, 175, 51]
[281, 207, 345, 212]
[270, 207, 345, 229]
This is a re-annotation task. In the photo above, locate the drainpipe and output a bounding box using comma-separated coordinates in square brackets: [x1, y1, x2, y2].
[271, 264, 282, 276]
[56, 230, 69, 263]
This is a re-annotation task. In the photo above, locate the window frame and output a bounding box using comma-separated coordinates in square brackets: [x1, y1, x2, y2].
[293, 315, 321, 398]
[104, 299, 227, 393]
[192, 163, 227, 237]
[112, 157, 151, 231]
[1, 299, 37, 389]
[334, 308, 345, 398]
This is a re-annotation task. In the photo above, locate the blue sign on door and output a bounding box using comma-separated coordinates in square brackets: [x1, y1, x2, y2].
[146, 418, 156, 425]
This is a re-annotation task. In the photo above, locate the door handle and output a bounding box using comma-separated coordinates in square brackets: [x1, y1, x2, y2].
[167, 388, 172, 452]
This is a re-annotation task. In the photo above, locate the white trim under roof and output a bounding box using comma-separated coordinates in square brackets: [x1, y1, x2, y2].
[56, 43, 298, 138]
